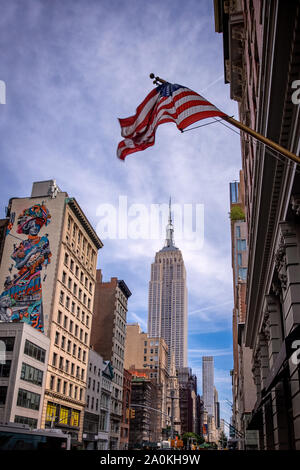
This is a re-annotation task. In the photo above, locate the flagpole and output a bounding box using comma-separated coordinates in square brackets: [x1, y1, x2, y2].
[149, 73, 300, 166]
[222, 115, 300, 165]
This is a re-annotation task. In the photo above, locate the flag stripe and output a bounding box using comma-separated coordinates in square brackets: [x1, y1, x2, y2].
[119, 89, 159, 136]
[123, 91, 220, 140]
[134, 103, 223, 143]
[117, 82, 226, 160]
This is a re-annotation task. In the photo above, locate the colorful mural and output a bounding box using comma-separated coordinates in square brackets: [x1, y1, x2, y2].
[0, 203, 51, 332]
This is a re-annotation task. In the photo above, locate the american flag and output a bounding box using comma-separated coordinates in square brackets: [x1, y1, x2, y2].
[117, 82, 226, 160]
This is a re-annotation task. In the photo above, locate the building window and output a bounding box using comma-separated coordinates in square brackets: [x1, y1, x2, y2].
[60, 407, 69, 425]
[72, 223, 77, 239]
[70, 259, 74, 272]
[59, 291, 64, 304]
[236, 226, 241, 238]
[61, 336, 66, 350]
[56, 311, 61, 325]
[63, 381, 67, 395]
[55, 331, 60, 345]
[21, 363, 43, 386]
[71, 410, 80, 427]
[0, 337, 14, 353]
[46, 402, 57, 423]
[56, 378, 61, 393]
[62, 271, 66, 284]
[99, 411, 107, 432]
[24, 340, 46, 363]
[237, 253, 242, 266]
[50, 375, 55, 390]
[0, 360, 11, 378]
[52, 353, 57, 367]
[59, 357, 64, 370]
[0, 386, 8, 405]
[14, 415, 38, 429]
[17, 388, 40, 411]
[237, 239, 246, 251]
[238, 267, 247, 280]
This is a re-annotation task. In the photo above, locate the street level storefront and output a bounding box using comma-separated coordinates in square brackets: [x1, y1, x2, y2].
[247, 324, 300, 449]
[45, 401, 81, 446]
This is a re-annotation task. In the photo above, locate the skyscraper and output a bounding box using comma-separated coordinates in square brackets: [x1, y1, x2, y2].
[202, 356, 214, 418]
[148, 200, 188, 369]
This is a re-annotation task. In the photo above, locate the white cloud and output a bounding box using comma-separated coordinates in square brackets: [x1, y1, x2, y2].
[0, 1, 239, 415]
[127, 312, 148, 331]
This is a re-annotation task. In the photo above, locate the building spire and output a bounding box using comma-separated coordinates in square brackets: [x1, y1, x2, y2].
[165, 197, 175, 248]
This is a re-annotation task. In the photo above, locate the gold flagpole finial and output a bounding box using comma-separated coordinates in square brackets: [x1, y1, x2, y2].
[149, 73, 167, 85]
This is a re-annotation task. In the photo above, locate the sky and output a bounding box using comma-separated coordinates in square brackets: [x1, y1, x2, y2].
[0, 0, 242, 428]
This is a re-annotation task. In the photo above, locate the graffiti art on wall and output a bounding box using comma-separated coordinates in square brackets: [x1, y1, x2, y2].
[0, 203, 51, 332]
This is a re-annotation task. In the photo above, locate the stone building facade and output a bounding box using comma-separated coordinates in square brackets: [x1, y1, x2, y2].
[215, 0, 300, 449]
[90, 270, 131, 449]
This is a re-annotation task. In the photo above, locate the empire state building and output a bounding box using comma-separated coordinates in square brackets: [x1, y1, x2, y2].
[148, 201, 188, 368]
